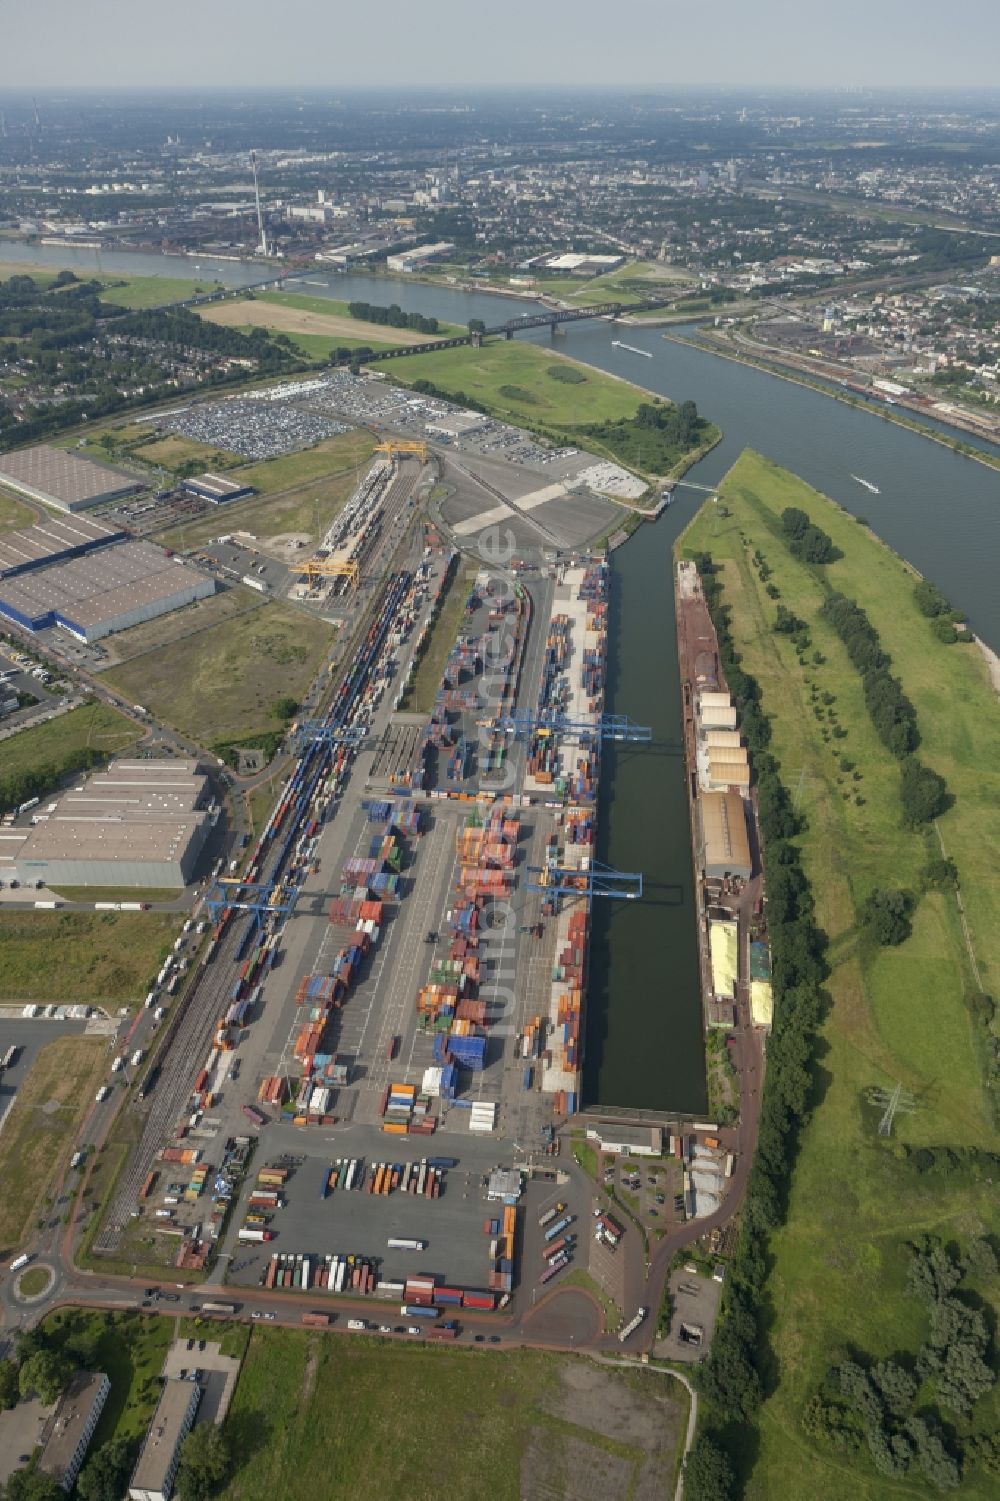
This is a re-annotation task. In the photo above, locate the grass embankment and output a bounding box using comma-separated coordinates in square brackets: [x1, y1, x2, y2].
[680, 451, 1000, 1500]
[47, 886, 181, 903]
[398, 565, 471, 714]
[98, 274, 222, 310]
[0, 910, 179, 1006]
[0, 1036, 108, 1254]
[220, 1331, 686, 1501]
[0, 487, 36, 530]
[103, 600, 332, 753]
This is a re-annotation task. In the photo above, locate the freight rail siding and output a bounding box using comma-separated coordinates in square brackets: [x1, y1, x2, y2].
[93, 570, 416, 1256]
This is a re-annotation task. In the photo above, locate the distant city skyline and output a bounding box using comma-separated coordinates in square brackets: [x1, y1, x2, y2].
[2, 0, 1000, 91]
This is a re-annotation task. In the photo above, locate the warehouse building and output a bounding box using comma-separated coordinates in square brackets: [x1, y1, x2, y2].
[129, 1379, 201, 1501]
[0, 539, 214, 643]
[0, 513, 124, 580]
[181, 472, 255, 504]
[38, 1371, 110, 1492]
[698, 689, 738, 730]
[698, 790, 752, 880]
[586, 1123, 664, 1157]
[0, 444, 144, 512]
[1, 760, 210, 888]
[707, 747, 751, 792]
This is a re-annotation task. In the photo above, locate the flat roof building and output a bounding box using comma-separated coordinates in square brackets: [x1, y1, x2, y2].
[586, 1123, 664, 1157]
[0, 759, 210, 889]
[181, 473, 255, 504]
[0, 444, 143, 512]
[699, 791, 752, 880]
[0, 540, 214, 643]
[0, 514, 123, 580]
[38, 1371, 110, 1492]
[129, 1379, 200, 1501]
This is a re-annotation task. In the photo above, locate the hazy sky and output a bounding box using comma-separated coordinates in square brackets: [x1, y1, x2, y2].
[3, 0, 1000, 90]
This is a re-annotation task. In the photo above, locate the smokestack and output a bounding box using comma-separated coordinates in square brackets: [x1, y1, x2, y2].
[250, 149, 267, 256]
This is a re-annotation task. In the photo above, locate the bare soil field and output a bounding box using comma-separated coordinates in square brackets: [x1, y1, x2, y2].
[197, 299, 441, 347]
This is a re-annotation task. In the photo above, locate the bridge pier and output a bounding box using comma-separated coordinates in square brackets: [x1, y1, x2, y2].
[504, 329, 513, 341]
[470, 331, 483, 348]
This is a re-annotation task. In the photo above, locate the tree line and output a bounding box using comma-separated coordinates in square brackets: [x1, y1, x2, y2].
[682, 552, 831, 1501]
[347, 301, 440, 335]
[818, 591, 948, 825]
[0, 742, 107, 816]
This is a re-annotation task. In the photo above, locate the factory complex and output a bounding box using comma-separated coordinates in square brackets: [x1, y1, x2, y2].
[0, 759, 211, 888]
[0, 443, 143, 512]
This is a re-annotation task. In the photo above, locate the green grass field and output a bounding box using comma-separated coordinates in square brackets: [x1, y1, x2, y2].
[0, 701, 138, 785]
[0, 487, 36, 530]
[0, 909, 179, 1006]
[222, 428, 374, 498]
[100, 586, 260, 666]
[103, 600, 333, 749]
[220, 1332, 687, 1501]
[390, 341, 648, 429]
[680, 451, 1000, 1500]
[97, 274, 221, 310]
[530, 259, 696, 306]
[0, 1036, 109, 1254]
[138, 432, 238, 469]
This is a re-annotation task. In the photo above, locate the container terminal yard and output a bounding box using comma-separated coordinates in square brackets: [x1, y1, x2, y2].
[1, 394, 761, 1361]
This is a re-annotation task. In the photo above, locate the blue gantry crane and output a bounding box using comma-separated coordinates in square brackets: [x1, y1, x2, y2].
[525, 859, 643, 903]
[290, 719, 367, 753]
[489, 712, 651, 743]
[204, 878, 300, 923]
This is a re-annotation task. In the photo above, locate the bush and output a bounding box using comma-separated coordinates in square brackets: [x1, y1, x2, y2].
[860, 888, 913, 947]
[914, 578, 953, 618]
[683, 1433, 736, 1501]
[900, 758, 948, 825]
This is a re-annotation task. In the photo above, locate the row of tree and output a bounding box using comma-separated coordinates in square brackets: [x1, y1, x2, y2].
[0, 743, 107, 817]
[682, 553, 831, 1501]
[347, 301, 440, 335]
[818, 591, 948, 825]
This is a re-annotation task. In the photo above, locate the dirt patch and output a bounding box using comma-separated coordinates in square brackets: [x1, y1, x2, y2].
[197, 299, 440, 348]
[541, 1360, 681, 1453]
[302, 1340, 320, 1402]
[520, 1426, 633, 1501]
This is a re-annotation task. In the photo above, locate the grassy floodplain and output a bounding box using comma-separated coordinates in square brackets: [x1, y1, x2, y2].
[220, 1330, 687, 1501]
[390, 339, 648, 425]
[681, 451, 999, 1500]
[97, 273, 223, 309]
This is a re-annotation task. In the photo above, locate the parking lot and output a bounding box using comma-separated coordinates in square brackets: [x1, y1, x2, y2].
[655, 1267, 723, 1363]
[158, 392, 351, 461]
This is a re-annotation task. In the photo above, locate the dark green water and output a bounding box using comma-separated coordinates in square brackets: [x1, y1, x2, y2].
[583, 508, 707, 1116]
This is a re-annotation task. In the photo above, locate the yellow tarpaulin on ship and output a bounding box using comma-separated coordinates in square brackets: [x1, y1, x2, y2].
[750, 979, 773, 1028]
[709, 920, 738, 998]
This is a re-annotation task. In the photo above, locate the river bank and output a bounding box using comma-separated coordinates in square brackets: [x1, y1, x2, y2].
[663, 327, 1000, 474]
[680, 450, 1000, 1501]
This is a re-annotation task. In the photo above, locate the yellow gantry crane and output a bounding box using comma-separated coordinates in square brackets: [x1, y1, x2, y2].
[375, 439, 429, 464]
[299, 558, 361, 588]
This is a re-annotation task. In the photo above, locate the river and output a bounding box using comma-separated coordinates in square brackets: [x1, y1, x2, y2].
[6, 242, 999, 1114]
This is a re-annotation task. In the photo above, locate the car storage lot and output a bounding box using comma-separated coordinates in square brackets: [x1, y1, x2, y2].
[222, 1122, 510, 1293]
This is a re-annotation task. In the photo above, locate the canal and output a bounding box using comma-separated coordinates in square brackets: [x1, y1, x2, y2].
[6, 244, 999, 1114]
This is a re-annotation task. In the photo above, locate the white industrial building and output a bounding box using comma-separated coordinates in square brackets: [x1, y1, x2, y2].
[0, 760, 211, 888]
